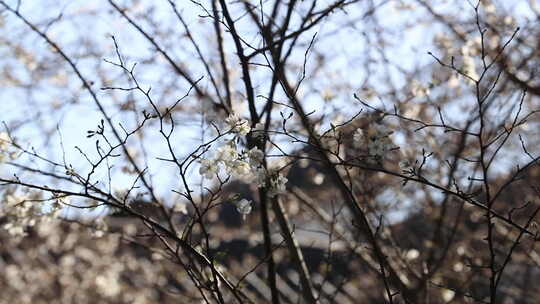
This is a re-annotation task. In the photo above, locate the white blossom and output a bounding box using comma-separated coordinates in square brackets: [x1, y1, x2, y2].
[225, 113, 251, 136]
[199, 158, 218, 179]
[1, 194, 39, 237]
[235, 199, 252, 220]
[228, 160, 251, 178]
[198, 141, 266, 182]
[215, 144, 239, 165]
[1, 192, 64, 238]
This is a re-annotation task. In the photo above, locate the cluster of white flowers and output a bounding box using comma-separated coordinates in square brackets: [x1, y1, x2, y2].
[199, 158, 219, 179]
[200, 113, 259, 179]
[199, 113, 287, 198]
[197, 113, 289, 219]
[199, 142, 287, 197]
[0, 193, 64, 237]
[199, 142, 264, 180]
[353, 123, 394, 160]
[1, 195, 37, 237]
[225, 113, 251, 136]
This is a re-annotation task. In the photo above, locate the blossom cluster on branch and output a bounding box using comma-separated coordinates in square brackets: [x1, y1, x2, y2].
[1, 192, 64, 237]
[198, 114, 288, 218]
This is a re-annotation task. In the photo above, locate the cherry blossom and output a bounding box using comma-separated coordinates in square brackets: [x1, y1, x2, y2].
[225, 113, 251, 136]
[235, 198, 252, 220]
[199, 158, 218, 179]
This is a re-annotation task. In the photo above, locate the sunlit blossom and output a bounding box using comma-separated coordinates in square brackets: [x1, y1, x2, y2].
[228, 160, 251, 178]
[199, 158, 219, 179]
[215, 144, 239, 165]
[225, 113, 251, 136]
